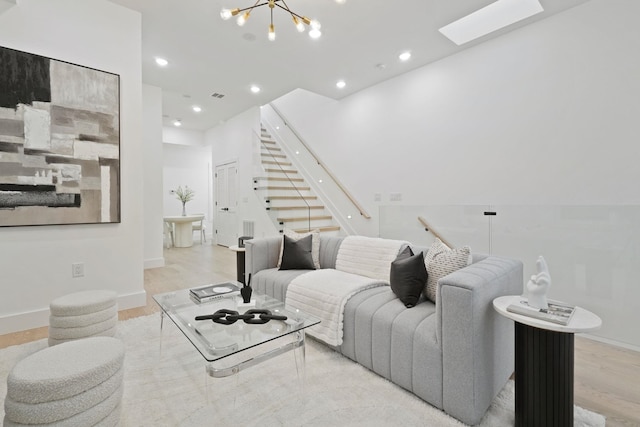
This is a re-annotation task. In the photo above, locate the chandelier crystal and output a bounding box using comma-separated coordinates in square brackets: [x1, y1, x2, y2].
[220, 0, 343, 41]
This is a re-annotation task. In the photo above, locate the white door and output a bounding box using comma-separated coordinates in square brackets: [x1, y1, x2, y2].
[215, 161, 238, 247]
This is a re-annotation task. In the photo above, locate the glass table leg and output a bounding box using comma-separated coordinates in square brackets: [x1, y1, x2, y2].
[293, 330, 306, 392]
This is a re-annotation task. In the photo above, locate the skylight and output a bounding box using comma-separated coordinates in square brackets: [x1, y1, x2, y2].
[439, 0, 544, 46]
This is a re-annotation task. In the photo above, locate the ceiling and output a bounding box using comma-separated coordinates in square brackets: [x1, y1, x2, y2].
[109, 0, 590, 131]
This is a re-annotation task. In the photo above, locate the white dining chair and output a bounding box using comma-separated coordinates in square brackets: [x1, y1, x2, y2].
[192, 217, 206, 244]
[163, 221, 174, 248]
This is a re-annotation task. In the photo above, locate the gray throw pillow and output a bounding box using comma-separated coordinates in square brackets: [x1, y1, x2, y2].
[390, 247, 428, 308]
[279, 234, 316, 270]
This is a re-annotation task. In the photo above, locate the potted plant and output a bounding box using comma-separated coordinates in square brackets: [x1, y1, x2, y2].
[174, 185, 195, 216]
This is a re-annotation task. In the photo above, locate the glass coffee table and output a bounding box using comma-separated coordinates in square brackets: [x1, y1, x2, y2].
[153, 286, 320, 378]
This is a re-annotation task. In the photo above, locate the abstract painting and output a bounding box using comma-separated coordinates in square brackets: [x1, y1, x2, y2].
[0, 45, 120, 226]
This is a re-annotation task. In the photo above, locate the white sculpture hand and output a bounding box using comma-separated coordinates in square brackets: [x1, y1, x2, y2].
[527, 256, 551, 309]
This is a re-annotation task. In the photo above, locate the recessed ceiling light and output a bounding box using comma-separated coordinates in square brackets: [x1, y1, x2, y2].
[155, 57, 168, 67]
[439, 0, 544, 46]
[173, 120, 182, 127]
[336, 80, 346, 89]
[399, 51, 411, 61]
[192, 106, 202, 113]
[250, 85, 261, 94]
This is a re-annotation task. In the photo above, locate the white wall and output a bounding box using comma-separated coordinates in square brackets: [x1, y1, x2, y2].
[206, 108, 278, 242]
[274, 0, 640, 210]
[163, 126, 205, 147]
[0, 0, 145, 334]
[143, 85, 165, 268]
[163, 143, 212, 237]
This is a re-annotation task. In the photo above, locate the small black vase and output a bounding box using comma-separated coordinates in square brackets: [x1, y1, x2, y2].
[241, 285, 252, 303]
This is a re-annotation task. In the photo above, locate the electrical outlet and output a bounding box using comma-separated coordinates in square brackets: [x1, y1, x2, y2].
[72, 262, 84, 278]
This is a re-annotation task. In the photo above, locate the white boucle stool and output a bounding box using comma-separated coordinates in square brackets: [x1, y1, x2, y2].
[4, 336, 124, 426]
[49, 290, 118, 346]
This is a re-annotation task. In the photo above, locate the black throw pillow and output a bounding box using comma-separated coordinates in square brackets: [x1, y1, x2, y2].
[279, 234, 316, 270]
[390, 249, 428, 308]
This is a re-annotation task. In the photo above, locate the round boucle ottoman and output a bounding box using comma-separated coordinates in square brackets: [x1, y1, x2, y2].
[48, 290, 118, 345]
[4, 336, 124, 426]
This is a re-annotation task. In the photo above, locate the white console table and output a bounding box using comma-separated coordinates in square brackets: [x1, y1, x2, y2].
[163, 214, 204, 247]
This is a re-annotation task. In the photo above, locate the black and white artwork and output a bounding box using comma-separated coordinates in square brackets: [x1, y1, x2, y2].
[0, 45, 120, 226]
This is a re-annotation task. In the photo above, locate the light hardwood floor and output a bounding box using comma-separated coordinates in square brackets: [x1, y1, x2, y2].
[1, 242, 638, 426]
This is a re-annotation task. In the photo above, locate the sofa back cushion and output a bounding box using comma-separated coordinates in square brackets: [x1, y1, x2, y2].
[335, 236, 408, 282]
[319, 236, 344, 268]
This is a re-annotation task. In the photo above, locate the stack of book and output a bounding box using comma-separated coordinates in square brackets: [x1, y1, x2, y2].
[189, 282, 241, 303]
[507, 298, 576, 326]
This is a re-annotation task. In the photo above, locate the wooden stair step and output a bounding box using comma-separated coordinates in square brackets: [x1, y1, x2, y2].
[258, 177, 304, 183]
[262, 160, 292, 166]
[261, 139, 276, 145]
[261, 153, 287, 159]
[292, 225, 341, 233]
[254, 186, 311, 191]
[266, 196, 317, 200]
[261, 146, 281, 151]
[265, 168, 297, 174]
[277, 215, 333, 222]
[268, 206, 324, 211]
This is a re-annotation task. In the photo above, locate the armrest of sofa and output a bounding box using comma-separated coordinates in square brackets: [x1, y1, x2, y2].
[244, 236, 282, 279]
[436, 255, 523, 426]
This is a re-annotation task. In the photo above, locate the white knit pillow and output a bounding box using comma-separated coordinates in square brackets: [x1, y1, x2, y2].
[277, 229, 320, 269]
[424, 238, 472, 302]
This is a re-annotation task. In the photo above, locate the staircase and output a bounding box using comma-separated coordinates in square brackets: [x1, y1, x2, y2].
[254, 127, 341, 234]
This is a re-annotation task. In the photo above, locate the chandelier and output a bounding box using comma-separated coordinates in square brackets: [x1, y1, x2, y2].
[220, 0, 343, 41]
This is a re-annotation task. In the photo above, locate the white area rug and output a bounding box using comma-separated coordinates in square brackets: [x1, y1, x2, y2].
[0, 315, 606, 426]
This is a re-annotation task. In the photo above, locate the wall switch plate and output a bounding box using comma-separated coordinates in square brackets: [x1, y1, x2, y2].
[72, 263, 84, 278]
[390, 193, 402, 202]
[374, 193, 381, 202]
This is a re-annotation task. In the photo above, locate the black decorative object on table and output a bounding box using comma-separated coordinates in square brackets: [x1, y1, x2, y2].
[241, 273, 253, 303]
[195, 308, 287, 325]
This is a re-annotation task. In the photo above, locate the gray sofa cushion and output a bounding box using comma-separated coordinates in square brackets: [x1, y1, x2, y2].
[340, 286, 442, 409]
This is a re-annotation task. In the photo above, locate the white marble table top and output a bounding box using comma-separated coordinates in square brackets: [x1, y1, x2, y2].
[493, 295, 602, 334]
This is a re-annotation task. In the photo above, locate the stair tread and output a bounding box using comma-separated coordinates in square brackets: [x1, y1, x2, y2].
[269, 206, 324, 210]
[262, 161, 292, 166]
[292, 226, 341, 233]
[256, 177, 305, 182]
[266, 196, 317, 200]
[265, 169, 297, 174]
[254, 186, 311, 190]
[261, 153, 287, 159]
[277, 215, 332, 222]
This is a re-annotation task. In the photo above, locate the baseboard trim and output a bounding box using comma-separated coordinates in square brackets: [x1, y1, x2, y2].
[144, 257, 165, 269]
[0, 290, 147, 335]
[580, 332, 640, 353]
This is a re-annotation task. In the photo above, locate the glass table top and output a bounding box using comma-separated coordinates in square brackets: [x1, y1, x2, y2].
[153, 287, 320, 363]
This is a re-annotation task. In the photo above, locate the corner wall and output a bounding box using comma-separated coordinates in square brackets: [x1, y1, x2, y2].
[205, 108, 278, 242]
[274, 0, 640, 211]
[0, 0, 145, 334]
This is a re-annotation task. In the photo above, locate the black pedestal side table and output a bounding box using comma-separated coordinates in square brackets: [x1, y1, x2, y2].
[493, 295, 601, 427]
[229, 245, 246, 284]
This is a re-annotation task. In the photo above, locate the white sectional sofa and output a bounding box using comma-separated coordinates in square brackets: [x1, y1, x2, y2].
[245, 234, 523, 425]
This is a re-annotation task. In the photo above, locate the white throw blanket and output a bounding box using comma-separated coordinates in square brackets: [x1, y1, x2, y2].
[286, 269, 387, 346]
[335, 235, 408, 281]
